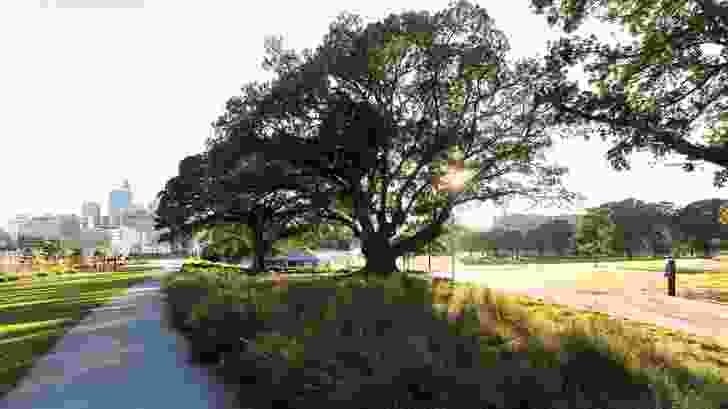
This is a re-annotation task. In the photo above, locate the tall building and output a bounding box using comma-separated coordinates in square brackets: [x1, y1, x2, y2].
[0, 228, 12, 249]
[15, 214, 62, 252]
[109, 179, 133, 219]
[98, 215, 123, 228]
[7, 214, 32, 242]
[56, 214, 82, 242]
[23, 214, 61, 240]
[81, 201, 101, 226]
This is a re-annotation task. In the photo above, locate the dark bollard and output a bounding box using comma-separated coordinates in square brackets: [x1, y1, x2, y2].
[665, 256, 676, 297]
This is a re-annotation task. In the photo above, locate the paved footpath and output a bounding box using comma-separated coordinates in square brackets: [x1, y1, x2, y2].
[0, 259, 239, 409]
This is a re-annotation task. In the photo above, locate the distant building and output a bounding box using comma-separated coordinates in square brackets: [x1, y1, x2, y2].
[21, 214, 62, 241]
[109, 179, 133, 219]
[81, 202, 101, 226]
[78, 229, 112, 256]
[98, 215, 123, 227]
[0, 228, 13, 249]
[6, 214, 32, 242]
[80, 216, 95, 230]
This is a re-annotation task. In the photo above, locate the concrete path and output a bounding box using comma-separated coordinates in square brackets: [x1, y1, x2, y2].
[0, 258, 239, 409]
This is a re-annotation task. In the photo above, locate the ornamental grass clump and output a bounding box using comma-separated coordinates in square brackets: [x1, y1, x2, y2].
[161, 271, 671, 408]
[162, 271, 728, 407]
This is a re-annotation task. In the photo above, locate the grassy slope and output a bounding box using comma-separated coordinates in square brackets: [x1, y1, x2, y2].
[0, 265, 163, 399]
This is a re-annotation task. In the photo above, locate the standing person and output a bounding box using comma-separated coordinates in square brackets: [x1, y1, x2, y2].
[665, 255, 677, 296]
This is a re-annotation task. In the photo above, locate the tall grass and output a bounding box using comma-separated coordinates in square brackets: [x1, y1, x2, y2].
[162, 269, 728, 409]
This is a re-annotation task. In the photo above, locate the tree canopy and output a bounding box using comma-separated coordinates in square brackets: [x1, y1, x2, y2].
[154, 148, 346, 270]
[206, 0, 582, 274]
[531, 0, 728, 187]
[675, 197, 728, 256]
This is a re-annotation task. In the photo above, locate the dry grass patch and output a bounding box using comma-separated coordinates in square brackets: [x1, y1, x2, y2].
[430, 280, 728, 385]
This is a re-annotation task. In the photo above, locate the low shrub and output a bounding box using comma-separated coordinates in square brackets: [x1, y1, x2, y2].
[161, 275, 272, 365]
[180, 260, 240, 275]
[458, 255, 521, 265]
[162, 272, 676, 409]
[283, 266, 336, 275]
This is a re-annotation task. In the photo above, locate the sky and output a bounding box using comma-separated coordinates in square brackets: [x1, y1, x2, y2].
[0, 0, 725, 232]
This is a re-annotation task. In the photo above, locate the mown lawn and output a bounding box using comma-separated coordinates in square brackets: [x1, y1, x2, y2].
[0, 266, 164, 399]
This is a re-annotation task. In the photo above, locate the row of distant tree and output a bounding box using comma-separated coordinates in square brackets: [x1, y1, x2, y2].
[457, 198, 728, 259]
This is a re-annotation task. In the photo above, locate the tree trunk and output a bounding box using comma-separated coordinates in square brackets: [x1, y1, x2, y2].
[703, 239, 714, 258]
[252, 235, 266, 272]
[359, 235, 400, 278]
[625, 246, 633, 259]
[361, 254, 399, 277]
[251, 209, 267, 273]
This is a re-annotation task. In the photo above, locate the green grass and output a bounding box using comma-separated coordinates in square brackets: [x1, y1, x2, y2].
[0, 267, 164, 399]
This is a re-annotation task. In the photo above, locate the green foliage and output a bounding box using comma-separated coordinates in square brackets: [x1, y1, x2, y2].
[196, 223, 254, 258]
[533, 0, 728, 188]
[575, 207, 617, 257]
[39, 240, 62, 257]
[95, 241, 111, 257]
[192, 0, 581, 277]
[160, 271, 712, 408]
[181, 258, 241, 275]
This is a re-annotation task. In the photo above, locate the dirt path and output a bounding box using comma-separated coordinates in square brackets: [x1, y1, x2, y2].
[451, 262, 728, 345]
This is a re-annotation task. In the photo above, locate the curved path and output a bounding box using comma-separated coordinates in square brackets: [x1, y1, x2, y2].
[0, 258, 240, 409]
[448, 261, 728, 344]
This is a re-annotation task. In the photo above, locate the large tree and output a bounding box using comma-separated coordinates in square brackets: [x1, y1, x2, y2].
[499, 229, 525, 259]
[459, 228, 488, 257]
[209, 1, 582, 275]
[598, 198, 679, 257]
[575, 207, 616, 257]
[675, 198, 728, 257]
[539, 218, 577, 256]
[599, 198, 645, 258]
[531, 0, 728, 187]
[154, 151, 343, 271]
[194, 223, 254, 260]
[524, 225, 548, 256]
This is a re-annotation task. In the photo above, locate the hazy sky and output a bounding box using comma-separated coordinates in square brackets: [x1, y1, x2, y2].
[1, 0, 725, 231]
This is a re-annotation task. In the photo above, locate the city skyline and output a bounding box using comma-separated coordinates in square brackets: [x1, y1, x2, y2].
[1, 181, 169, 256]
[5, 179, 155, 226]
[0, 1, 726, 232]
